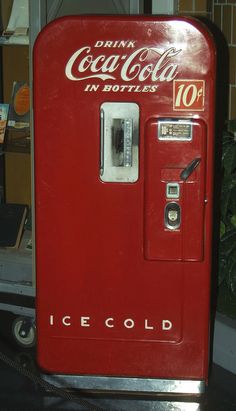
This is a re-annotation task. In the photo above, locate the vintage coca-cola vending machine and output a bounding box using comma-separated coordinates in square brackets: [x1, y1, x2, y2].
[34, 15, 216, 394]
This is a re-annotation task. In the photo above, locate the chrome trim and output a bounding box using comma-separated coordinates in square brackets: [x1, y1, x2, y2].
[100, 108, 104, 176]
[166, 182, 180, 199]
[158, 119, 193, 141]
[164, 202, 181, 230]
[44, 396, 202, 410]
[43, 374, 205, 395]
[100, 102, 139, 183]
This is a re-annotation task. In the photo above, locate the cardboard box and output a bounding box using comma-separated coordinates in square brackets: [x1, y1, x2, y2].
[0, 0, 13, 31]
[5, 151, 31, 206]
[2, 45, 29, 102]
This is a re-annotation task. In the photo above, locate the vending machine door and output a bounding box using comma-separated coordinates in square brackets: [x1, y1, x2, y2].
[145, 118, 207, 262]
[34, 15, 216, 393]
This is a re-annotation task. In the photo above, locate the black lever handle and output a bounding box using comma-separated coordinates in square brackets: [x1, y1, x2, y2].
[180, 158, 201, 181]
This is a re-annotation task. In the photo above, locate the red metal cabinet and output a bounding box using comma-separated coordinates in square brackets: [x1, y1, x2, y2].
[34, 16, 216, 393]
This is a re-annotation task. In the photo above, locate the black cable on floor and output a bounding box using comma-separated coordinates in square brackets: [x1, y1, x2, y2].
[0, 348, 109, 411]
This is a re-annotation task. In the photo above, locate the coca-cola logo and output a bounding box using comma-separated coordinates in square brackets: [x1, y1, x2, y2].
[65, 41, 182, 84]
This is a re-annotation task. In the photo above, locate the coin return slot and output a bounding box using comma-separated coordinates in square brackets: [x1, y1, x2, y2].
[165, 202, 181, 230]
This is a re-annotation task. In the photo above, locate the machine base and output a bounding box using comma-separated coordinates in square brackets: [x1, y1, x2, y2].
[43, 374, 205, 395]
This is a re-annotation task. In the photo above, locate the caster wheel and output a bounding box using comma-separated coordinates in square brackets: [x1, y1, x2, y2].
[12, 317, 36, 348]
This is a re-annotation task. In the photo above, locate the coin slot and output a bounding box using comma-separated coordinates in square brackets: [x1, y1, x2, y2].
[165, 202, 181, 230]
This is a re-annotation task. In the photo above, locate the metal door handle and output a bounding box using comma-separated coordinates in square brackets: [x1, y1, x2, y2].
[180, 158, 201, 181]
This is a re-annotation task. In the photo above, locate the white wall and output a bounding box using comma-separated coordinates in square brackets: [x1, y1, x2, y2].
[152, 0, 178, 14]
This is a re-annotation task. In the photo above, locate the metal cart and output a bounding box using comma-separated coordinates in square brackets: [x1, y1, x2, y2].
[0, 229, 35, 347]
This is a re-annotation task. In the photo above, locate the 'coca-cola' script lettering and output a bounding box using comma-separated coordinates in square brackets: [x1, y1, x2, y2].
[65, 46, 182, 83]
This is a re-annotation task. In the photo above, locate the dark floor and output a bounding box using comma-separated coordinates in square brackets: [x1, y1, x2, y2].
[0, 311, 236, 411]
